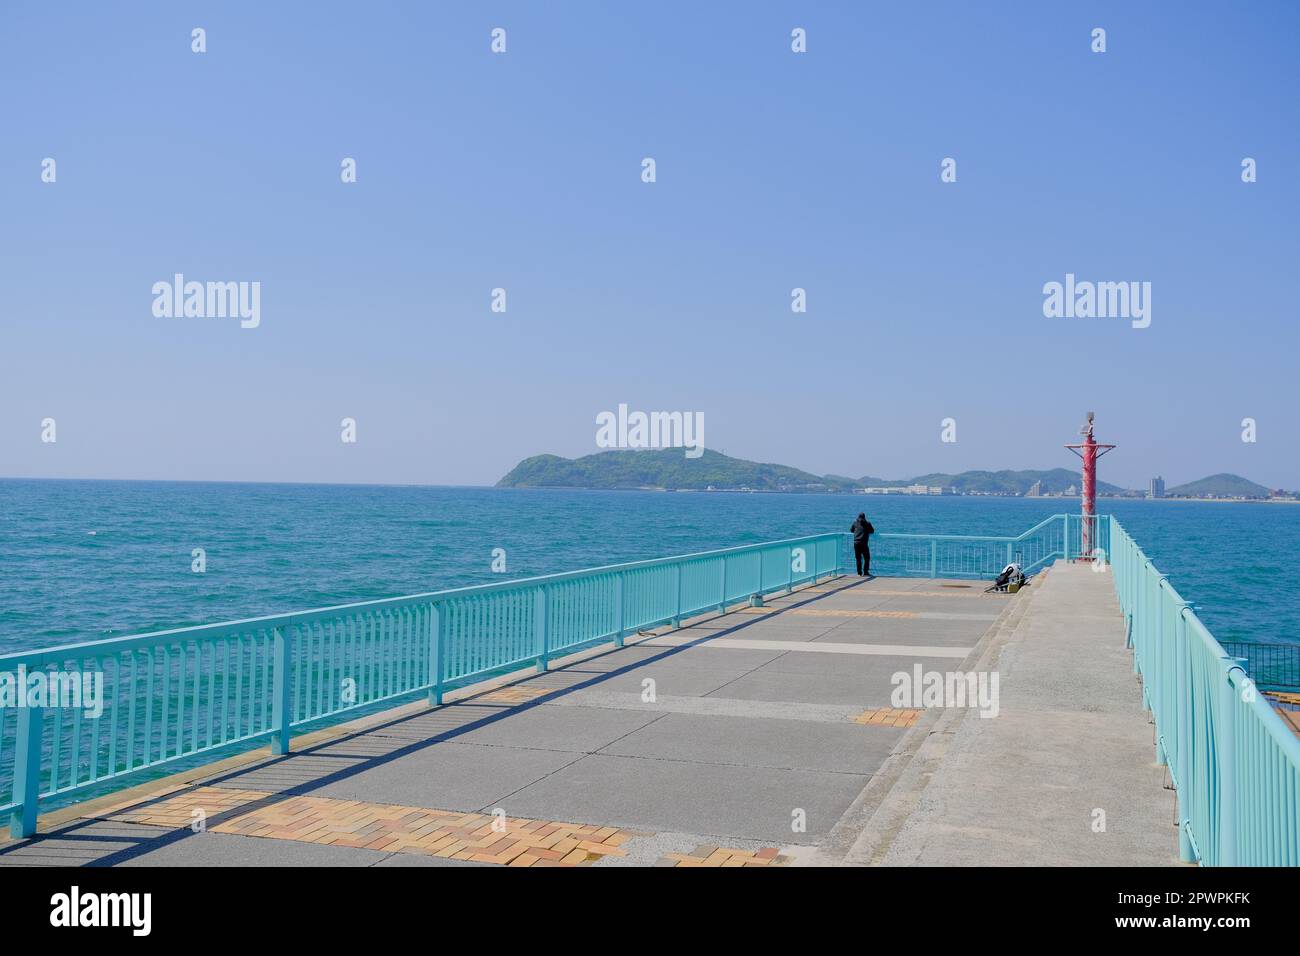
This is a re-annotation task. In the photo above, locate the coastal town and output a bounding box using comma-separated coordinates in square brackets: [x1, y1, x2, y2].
[859, 477, 1300, 502]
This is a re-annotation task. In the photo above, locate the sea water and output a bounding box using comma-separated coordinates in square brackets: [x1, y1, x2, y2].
[1, 480, 1295, 654]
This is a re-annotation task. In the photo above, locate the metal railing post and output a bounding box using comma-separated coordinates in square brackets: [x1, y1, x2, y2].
[1154, 576, 1168, 765]
[614, 573, 626, 648]
[427, 603, 444, 705]
[929, 539, 937, 578]
[1134, 560, 1146, 678]
[672, 562, 683, 627]
[271, 624, 292, 755]
[1174, 601, 1195, 862]
[1218, 656, 1248, 866]
[718, 556, 728, 613]
[9, 704, 44, 839]
[535, 585, 549, 672]
[786, 546, 794, 593]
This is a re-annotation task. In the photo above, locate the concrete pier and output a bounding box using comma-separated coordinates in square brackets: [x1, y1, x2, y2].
[0, 563, 1176, 867]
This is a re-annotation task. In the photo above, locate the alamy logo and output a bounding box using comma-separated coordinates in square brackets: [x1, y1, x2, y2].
[595, 404, 704, 459]
[50, 886, 151, 936]
[152, 274, 261, 328]
[0, 666, 103, 717]
[891, 665, 1000, 718]
[1042, 273, 1150, 329]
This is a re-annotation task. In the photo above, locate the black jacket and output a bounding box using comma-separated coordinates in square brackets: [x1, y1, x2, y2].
[850, 518, 874, 545]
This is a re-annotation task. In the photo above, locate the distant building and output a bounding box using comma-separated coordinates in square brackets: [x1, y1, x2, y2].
[1026, 480, 1043, 497]
[861, 484, 950, 496]
[904, 484, 938, 495]
[1148, 476, 1165, 499]
[1065, 484, 1078, 496]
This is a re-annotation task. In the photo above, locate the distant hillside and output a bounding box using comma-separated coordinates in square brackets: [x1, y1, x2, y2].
[497, 450, 1130, 494]
[497, 449, 853, 492]
[1164, 473, 1272, 498]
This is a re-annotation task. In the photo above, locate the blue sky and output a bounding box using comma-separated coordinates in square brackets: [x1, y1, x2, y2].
[2, 1, 1297, 489]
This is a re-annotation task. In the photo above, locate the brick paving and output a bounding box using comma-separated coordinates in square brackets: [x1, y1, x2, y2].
[100, 786, 635, 866]
[851, 707, 923, 728]
[475, 685, 553, 705]
[658, 845, 789, 867]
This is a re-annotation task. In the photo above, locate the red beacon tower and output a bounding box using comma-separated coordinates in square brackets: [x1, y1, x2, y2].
[1065, 412, 1115, 561]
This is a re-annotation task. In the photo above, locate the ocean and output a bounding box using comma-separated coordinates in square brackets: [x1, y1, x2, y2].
[1, 479, 1295, 655]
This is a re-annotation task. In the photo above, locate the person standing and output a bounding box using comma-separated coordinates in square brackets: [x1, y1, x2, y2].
[850, 513, 874, 577]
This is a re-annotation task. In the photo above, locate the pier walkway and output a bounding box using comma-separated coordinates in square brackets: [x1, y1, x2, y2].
[0, 563, 1177, 867]
[837, 561, 1176, 866]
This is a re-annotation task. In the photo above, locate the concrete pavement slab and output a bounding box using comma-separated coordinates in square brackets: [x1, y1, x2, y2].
[582, 664, 764, 698]
[308, 741, 583, 812]
[706, 668, 899, 707]
[451, 703, 665, 753]
[749, 651, 935, 684]
[722, 616, 851, 638]
[600, 712, 902, 774]
[558, 645, 675, 672]
[498, 753, 868, 844]
[814, 618, 987, 647]
[549, 689, 865, 724]
[209, 754, 367, 793]
[693, 637, 969, 659]
[360, 703, 512, 741]
[632, 645, 789, 670]
[0, 820, 169, 867]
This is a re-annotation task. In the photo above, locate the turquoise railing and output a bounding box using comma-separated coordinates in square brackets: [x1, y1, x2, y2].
[1111, 516, 1300, 866]
[872, 513, 1102, 578]
[0, 532, 843, 837]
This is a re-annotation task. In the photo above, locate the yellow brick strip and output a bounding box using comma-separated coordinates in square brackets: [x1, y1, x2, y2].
[475, 685, 551, 704]
[99, 785, 269, 826]
[851, 707, 923, 728]
[100, 786, 633, 866]
[660, 845, 788, 867]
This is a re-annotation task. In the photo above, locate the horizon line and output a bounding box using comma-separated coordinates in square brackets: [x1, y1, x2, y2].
[0, 472, 1280, 495]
